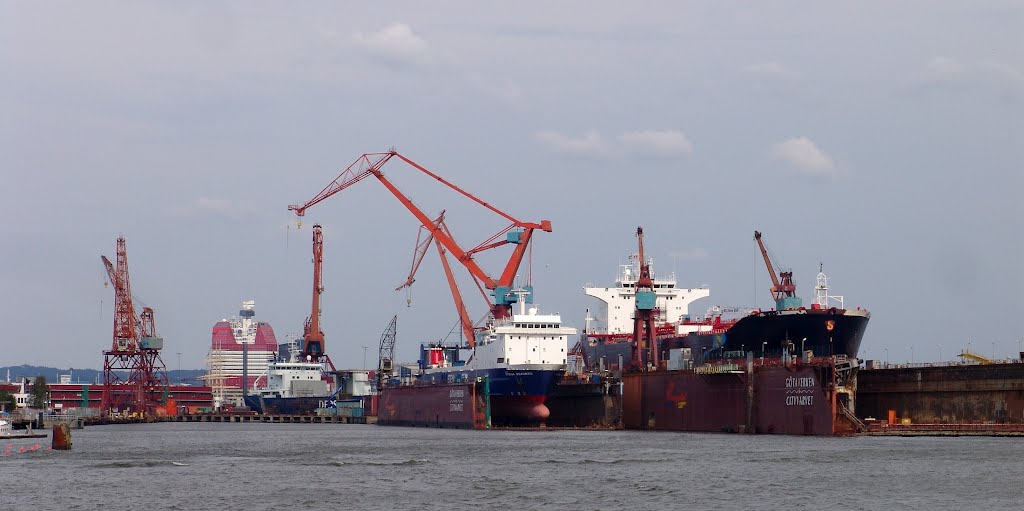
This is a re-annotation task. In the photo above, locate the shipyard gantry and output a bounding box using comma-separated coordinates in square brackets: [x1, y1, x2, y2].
[99, 236, 169, 416]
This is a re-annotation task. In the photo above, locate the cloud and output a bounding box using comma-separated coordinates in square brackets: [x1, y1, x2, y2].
[913, 57, 1024, 95]
[617, 130, 693, 156]
[352, 23, 429, 64]
[465, 72, 523, 103]
[534, 130, 607, 156]
[535, 129, 693, 158]
[979, 59, 1024, 87]
[770, 137, 836, 176]
[927, 57, 965, 75]
[671, 248, 710, 262]
[169, 197, 251, 217]
[743, 61, 789, 77]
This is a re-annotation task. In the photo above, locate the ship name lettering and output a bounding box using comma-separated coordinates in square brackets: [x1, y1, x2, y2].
[450, 402, 464, 412]
[785, 376, 816, 388]
[786, 395, 814, 406]
[449, 389, 465, 398]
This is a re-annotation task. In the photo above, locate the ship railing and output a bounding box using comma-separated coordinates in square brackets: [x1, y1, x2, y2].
[870, 359, 1024, 370]
[865, 422, 1024, 433]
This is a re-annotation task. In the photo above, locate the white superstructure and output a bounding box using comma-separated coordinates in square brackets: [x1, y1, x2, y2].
[424, 290, 578, 373]
[584, 254, 709, 335]
[204, 300, 279, 409]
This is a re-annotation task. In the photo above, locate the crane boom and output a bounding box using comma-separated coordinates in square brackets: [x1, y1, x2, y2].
[753, 230, 800, 309]
[754, 231, 782, 293]
[102, 255, 155, 339]
[289, 150, 553, 344]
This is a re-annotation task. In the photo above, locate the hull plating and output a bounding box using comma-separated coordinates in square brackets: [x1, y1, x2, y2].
[623, 364, 845, 435]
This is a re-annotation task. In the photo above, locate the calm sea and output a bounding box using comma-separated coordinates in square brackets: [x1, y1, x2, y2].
[3, 423, 1022, 510]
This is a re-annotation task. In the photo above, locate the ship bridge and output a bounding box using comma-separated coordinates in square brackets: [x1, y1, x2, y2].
[585, 259, 710, 335]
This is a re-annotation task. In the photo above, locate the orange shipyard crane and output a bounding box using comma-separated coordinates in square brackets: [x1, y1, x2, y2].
[101, 256, 157, 338]
[301, 224, 327, 360]
[288, 150, 552, 348]
[754, 231, 803, 311]
[631, 227, 658, 371]
[99, 236, 169, 416]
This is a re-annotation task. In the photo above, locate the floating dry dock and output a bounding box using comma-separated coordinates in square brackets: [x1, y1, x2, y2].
[622, 356, 862, 435]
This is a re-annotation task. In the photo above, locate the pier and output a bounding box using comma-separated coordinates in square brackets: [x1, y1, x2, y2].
[157, 414, 376, 425]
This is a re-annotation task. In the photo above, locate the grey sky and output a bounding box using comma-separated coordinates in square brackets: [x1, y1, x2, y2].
[2, 2, 1022, 370]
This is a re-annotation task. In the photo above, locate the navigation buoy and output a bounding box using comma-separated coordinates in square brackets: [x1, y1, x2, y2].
[52, 423, 72, 450]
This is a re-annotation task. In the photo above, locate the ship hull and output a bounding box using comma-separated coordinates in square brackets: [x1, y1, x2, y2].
[378, 383, 484, 429]
[622, 363, 857, 435]
[584, 309, 869, 370]
[418, 367, 562, 425]
[243, 395, 335, 415]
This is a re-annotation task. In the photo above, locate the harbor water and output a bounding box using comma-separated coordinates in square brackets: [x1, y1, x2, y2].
[3, 423, 1021, 510]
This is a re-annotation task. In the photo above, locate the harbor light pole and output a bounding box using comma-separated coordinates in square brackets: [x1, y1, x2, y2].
[938, 344, 942, 364]
[361, 345, 368, 369]
[884, 347, 888, 366]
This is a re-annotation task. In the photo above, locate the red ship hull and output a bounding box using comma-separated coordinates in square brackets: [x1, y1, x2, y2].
[623, 363, 857, 435]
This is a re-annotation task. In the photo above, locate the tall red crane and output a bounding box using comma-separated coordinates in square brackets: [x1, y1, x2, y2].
[288, 151, 552, 347]
[99, 236, 168, 416]
[301, 224, 326, 359]
[754, 231, 801, 310]
[631, 227, 658, 371]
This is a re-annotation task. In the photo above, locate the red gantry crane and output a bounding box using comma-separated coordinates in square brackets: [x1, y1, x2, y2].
[288, 151, 552, 347]
[631, 227, 658, 371]
[99, 236, 169, 416]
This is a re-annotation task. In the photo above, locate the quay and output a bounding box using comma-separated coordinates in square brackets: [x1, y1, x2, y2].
[1, 433, 48, 440]
[156, 414, 376, 425]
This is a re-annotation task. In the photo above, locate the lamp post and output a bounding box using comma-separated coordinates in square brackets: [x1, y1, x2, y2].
[938, 344, 942, 364]
[884, 347, 889, 366]
[911, 346, 915, 364]
[761, 341, 767, 363]
[361, 346, 368, 369]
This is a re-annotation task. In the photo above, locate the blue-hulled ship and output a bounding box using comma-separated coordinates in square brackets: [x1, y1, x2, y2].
[416, 290, 577, 424]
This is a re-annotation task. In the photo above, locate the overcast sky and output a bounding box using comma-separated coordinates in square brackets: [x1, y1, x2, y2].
[2, 1, 1022, 370]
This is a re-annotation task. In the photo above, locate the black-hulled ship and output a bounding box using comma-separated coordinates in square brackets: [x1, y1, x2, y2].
[580, 232, 869, 370]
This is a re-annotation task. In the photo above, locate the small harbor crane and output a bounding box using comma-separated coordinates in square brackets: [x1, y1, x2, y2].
[754, 231, 802, 310]
[631, 227, 658, 371]
[301, 224, 327, 361]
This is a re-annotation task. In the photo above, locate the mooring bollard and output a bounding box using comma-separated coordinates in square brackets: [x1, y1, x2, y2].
[52, 422, 72, 450]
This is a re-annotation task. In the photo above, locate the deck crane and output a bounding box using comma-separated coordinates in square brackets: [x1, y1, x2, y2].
[631, 227, 659, 371]
[300, 224, 327, 360]
[99, 236, 169, 416]
[376, 315, 398, 389]
[754, 231, 802, 310]
[288, 151, 553, 347]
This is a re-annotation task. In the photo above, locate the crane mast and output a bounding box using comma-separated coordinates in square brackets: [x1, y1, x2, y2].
[301, 224, 326, 359]
[753, 230, 801, 310]
[631, 227, 658, 371]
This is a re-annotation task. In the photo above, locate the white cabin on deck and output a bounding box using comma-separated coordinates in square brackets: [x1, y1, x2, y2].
[475, 307, 577, 368]
[584, 256, 709, 335]
[254, 361, 330, 398]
